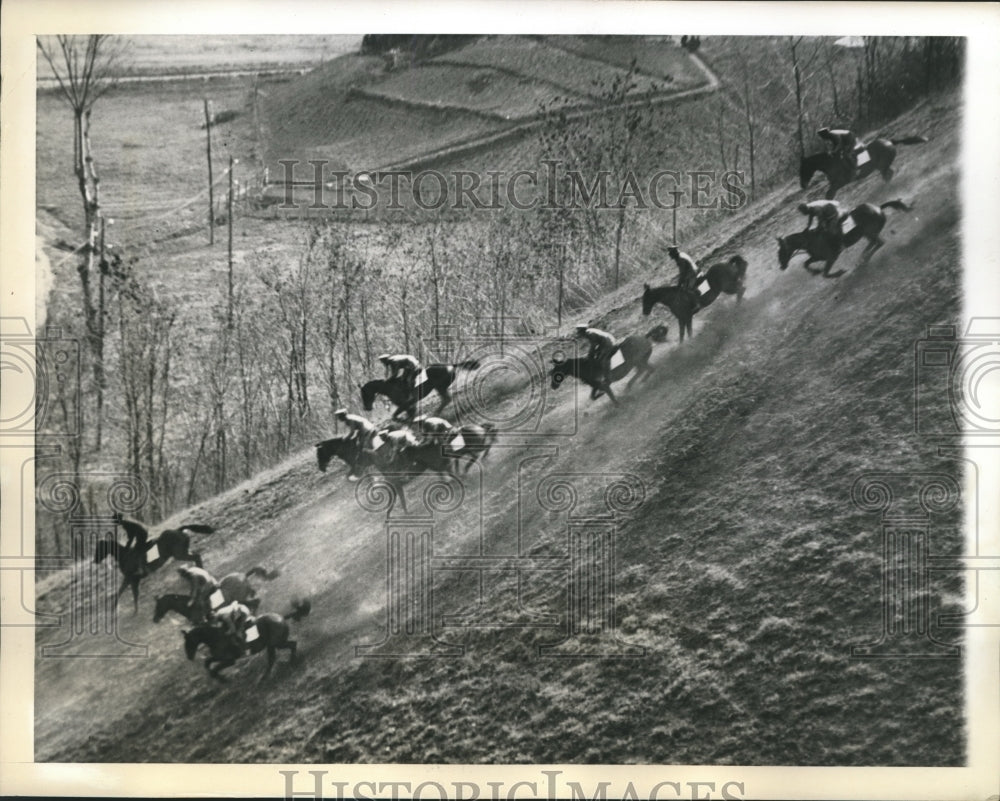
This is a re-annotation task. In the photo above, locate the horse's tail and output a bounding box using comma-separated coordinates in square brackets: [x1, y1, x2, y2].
[179, 524, 214, 535]
[888, 135, 928, 146]
[284, 598, 312, 622]
[880, 199, 913, 213]
[646, 324, 669, 344]
[455, 360, 480, 371]
[246, 566, 280, 581]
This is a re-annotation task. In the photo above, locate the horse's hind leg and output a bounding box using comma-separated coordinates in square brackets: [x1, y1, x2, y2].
[436, 389, 451, 414]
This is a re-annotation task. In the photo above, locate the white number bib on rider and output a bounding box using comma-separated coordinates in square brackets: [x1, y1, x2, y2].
[145, 544, 159, 563]
[610, 350, 625, 369]
[244, 625, 259, 643]
[209, 589, 225, 610]
[841, 215, 856, 234]
[416, 369, 428, 386]
[372, 434, 385, 450]
[450, 433, 465, 451]
[856, 149, 870, 166]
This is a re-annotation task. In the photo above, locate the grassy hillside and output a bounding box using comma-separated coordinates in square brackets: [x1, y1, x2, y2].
[34, 92, 964, 765]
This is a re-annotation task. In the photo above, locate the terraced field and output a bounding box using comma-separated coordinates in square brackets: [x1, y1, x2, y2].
[358, 63, 588, 119]
[547, 35, 708, 86]
[435, 35, 674, 99]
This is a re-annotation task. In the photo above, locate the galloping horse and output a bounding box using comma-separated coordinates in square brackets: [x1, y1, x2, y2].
[315, 434, 457, 514]
[799, 135, 927, 199]
[776, 227, 845, 278]
[93, 521, 214, 613]
[642, 283, 700, 341]
[549, 326, 668, 405]
[182, 599, 311, 681]
[777, 198, 912, 277]
[153, 592, 262, 624]
[360, 360, 480, 420]
[841, 199, 913, 263]
[698, 255, 748, 307]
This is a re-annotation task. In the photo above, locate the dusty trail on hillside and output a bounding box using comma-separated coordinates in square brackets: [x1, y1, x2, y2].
[35, 95, 965, 764]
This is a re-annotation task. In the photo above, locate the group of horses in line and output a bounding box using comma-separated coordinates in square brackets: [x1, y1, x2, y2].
[644, 132, 924, 326]
[92, 519, 308, 681]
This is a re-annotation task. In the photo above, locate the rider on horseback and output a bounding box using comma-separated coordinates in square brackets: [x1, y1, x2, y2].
[378, 353, 422, 398]
[667, 246, 704, 311]
[334, 408, 378, 480]
[797, 199, 845, 241]
[817, 127, 860, 180]
[177, 565, 221, 621]
[213, 599, 255, 651]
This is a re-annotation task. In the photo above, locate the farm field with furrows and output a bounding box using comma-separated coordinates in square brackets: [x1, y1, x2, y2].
[34, 48, 967, 767]
[433, 36, 677, 99]
[546, 35, 709, 85]
[356, 64, 587, 119]
[36, 78, 255, 244]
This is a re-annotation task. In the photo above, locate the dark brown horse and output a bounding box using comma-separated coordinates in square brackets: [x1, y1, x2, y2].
[549, 326, 668, 405]
[840, 199, 913, 263]
[315, 434, 457, 514]
[642, 283, 699, 341]
[360, 361, 480, 420]
[777, 199, 912, 277]
[799, 135, 927, 199]
[182, 599, 311, 681]
[93, 522, 214, 613]
[776, 227, 845, 278]
[697, 255, 748, 307]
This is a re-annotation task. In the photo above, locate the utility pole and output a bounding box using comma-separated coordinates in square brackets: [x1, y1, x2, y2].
[204, 98, 214, 245]
[557, 241, 565, 334]
[228, 155, 235, 329]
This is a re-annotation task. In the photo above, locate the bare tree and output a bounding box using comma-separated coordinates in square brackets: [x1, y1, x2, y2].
[37, 35, 128, 449]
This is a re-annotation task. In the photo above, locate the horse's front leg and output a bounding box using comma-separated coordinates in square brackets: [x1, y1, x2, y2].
[822, 259, 846, 279]
[603, 383, 620, 406]
[210, 659, 235, 681]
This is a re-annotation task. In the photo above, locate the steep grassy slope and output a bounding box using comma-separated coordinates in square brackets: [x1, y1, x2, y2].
[34, 93, 964, 765]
